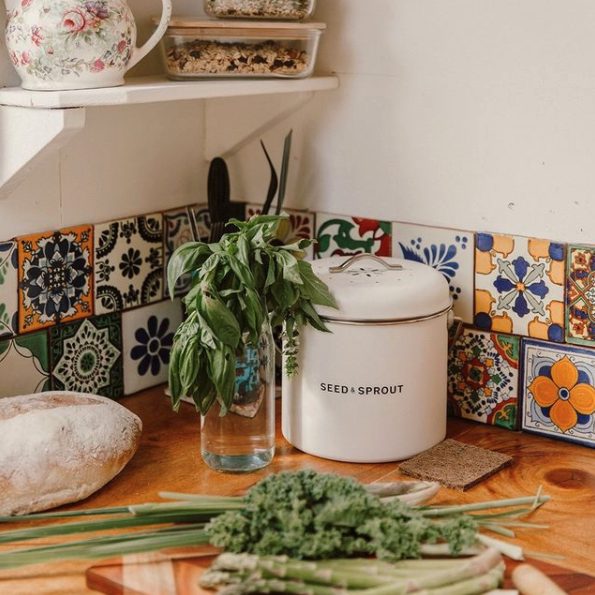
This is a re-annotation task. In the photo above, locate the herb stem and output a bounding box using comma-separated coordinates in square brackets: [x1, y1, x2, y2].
[419, 496, 550, 517]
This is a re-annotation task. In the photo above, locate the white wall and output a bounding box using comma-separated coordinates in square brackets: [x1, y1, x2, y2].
[2, 0, 595, 244]
[235, 0, 595, 244]
[0, 0, 207, 239]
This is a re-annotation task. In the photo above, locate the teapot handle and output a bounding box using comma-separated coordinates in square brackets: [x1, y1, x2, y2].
[128, 0, 173, 70]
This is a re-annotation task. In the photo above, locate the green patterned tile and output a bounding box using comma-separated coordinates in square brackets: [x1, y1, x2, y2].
[0, 241, 18, 339]
[50, 312, 123, 399]
[0, 331, 50, 398]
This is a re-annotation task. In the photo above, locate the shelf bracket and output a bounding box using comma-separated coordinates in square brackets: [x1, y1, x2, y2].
[0, 106, 86, 199]
[204, 91, 315, 160]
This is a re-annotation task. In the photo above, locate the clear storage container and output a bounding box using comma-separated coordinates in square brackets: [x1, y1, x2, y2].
[204, 0, 317, 21]
[156, 18, 325, 80]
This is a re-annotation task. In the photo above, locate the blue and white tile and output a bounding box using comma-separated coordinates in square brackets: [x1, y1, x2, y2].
[0, 241, 18, 339]
[392, 222, 474, 323]
[94, 214, 164, 315]
[122, 299, 183, 395]
[521, 339, 595, 448]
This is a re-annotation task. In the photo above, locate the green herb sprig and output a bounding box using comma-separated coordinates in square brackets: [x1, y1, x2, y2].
[0, 470, 550, 570]
[167, 215, 338, 415]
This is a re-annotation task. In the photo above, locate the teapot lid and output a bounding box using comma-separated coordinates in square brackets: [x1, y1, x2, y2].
[312, 254, 451, 323]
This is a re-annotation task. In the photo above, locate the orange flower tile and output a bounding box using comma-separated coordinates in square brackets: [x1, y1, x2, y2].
[522, 340, 595, 447]
[18, 225, 93, 333]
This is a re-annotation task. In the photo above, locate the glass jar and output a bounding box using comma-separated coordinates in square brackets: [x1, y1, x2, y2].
[155, 18, 326, 80]
[201, 322, 275, 473]
[204, 0, 317, 21]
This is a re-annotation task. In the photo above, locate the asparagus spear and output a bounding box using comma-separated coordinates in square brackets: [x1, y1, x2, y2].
[201, 550, 506, 595]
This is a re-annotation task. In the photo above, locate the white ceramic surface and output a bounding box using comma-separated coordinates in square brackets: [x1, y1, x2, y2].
[282, 310, 449, 463]
[5, 0, 172, 90]
[312, 255, 451, 322]
[283, 253, 450, 462]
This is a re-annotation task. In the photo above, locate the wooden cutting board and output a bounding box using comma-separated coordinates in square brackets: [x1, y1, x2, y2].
[86, 550, 595, 595]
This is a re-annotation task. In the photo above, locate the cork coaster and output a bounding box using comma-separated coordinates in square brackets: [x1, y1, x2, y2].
[399, 439, 513, 491]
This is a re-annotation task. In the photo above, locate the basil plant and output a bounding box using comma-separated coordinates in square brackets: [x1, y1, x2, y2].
[167, 215, 337, 416]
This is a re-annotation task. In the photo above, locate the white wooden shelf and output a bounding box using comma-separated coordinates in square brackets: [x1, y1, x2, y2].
[0, 74, 338, 109]
[0, 74, 339, 198]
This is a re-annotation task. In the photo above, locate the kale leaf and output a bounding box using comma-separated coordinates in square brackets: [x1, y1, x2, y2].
[206, 470, 477, 561]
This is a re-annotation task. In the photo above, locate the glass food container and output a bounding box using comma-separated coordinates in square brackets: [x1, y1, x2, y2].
[155, 18, 325, 80]
[204, 0, 317, 21]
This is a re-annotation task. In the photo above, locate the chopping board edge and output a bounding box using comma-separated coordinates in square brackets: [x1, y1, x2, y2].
[87, 554, 595, 595]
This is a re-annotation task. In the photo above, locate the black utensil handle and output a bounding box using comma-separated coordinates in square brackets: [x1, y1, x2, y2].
[260, 140, 278, 216]
[208, 157, 230, 223]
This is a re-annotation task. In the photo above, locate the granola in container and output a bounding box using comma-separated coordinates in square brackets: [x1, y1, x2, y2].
[156, 19, 326, 79]
[204, 0, 316, 20]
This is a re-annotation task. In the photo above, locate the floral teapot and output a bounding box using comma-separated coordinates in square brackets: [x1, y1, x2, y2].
[5, 0, 172, 90]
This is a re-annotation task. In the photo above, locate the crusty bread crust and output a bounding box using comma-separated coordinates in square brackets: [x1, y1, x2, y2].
[0, 392, 142, 516]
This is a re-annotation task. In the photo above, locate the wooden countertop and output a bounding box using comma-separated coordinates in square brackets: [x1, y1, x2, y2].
[1, 385, 595, 594]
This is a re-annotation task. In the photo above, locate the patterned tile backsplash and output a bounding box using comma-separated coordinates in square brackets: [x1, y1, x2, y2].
[94, 214, 163, 315]
[2, 200, 595, 452]
[18, 225, 93, 333]
[392, 222, 474, 323]
[122, 299, 182, 395]
[0, 331, 50, 398]
[315, 212, 392, 258]
[164, 207, 195, 297]
[566, 244, 595, 346]
[50, 312, 124, 399]
[448, 328, 520, 430]
[475, 233, 565, 342]
[522, 339, 595, 448]
[0, 240, 18, 338]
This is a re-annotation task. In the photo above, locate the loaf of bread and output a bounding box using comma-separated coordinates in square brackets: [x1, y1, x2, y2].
[0, 392, 142, 516]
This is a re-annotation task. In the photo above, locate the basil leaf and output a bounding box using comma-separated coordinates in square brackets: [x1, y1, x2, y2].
[210, 345, 236, 412]
[183, 283, 204, 312]
[168, 342, 183, 411]
[299, 300, 330, 333]
[197, 390, 217, 416]
[167, 242, 211, 299]
[179, 337, 200, 390]
[275, 251, 303, 285]
[203, 294, 241, 349]
[297, 260, 339, 309]
[265, 258, 277, 289]
[226, 254, 254, 288]
[244, 288, 265, 343]
[237, 235, 251, 267]
[197, 312, 217, 350]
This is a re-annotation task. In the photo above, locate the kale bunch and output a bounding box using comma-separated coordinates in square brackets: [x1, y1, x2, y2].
[206, 470, 477, 561]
